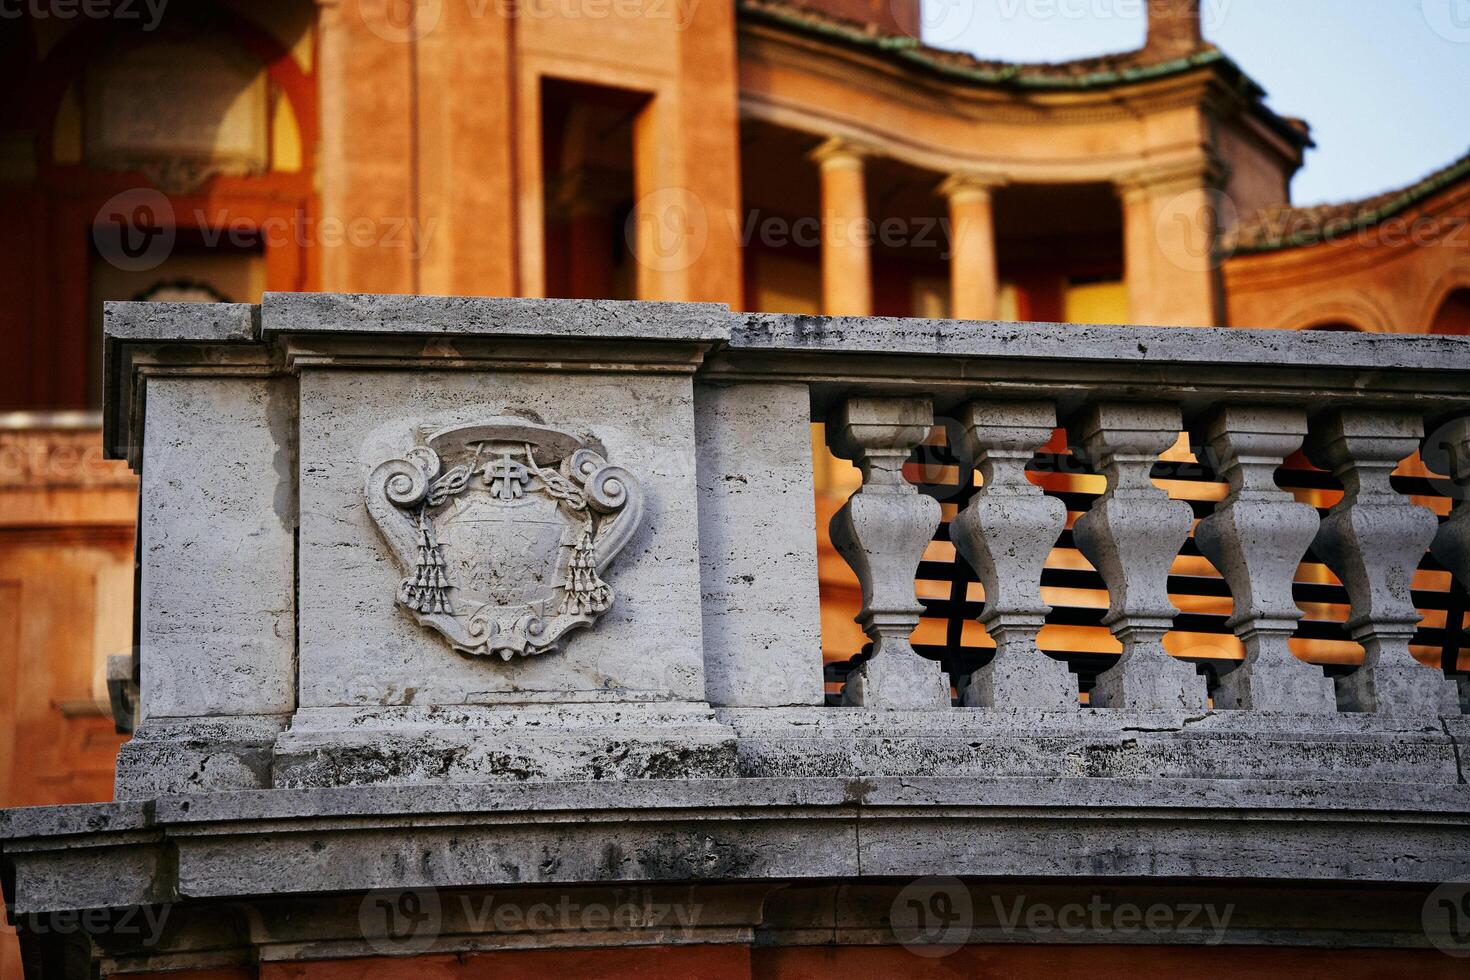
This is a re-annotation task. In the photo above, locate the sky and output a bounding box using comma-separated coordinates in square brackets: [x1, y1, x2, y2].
[921, 0, 1470, 206]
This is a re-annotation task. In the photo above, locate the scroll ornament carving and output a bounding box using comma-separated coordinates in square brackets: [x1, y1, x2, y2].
[366, 419, 643, 660]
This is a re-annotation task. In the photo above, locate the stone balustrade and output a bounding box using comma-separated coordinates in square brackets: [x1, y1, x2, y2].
[5, 295, 1470, 971]
[85, 295, 1470, 782]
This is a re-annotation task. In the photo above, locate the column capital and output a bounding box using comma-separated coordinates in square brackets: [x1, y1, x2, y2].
[938, 171, 1009, 200]
[1116, 156, 1223, 198]
[809, 137, 872, 170]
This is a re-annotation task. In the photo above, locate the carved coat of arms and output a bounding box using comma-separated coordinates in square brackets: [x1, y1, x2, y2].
[366, 419, 643, 660]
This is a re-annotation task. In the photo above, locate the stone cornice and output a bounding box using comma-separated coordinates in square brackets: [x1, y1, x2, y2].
[5, 771, 1469, 916]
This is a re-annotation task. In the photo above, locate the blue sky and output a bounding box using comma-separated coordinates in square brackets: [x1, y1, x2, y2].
[921, 0, 1470, 205]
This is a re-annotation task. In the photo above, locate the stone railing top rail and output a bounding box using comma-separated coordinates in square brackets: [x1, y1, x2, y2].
[105, 292, 1470, 370]
[105, 293, 1470, 460]
[732, 312, 1470, 371]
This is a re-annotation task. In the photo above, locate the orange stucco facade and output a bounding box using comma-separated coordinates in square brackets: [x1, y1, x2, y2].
[6, 0, 1469, 417]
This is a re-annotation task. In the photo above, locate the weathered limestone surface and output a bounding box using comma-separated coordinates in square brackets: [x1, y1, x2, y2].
[732, 313, 1470, 372]
[695, 382, 825, 707]
[5, 773, 1469, 919]
[274, 703, 737, 786]
[827, 397, 949, 710]
[1306, 409, 1460, 716]
[1191, 406, 1337, 712]
[261, 292, 731, 341]
[1068, 403, 1209, 711]
[114, 716, 289, 799]
[948, 400, 1075, 709]
[295, 368, 706, 707]
[115, 376, 299, 798]
[136, 377, 297, 721]
[719, 708, 1459, 784]
[102, 301, 262, 462]
[104, 300, 259, 343]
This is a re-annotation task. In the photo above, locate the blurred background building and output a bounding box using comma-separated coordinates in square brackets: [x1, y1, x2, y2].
[1, 4, 1469, 967]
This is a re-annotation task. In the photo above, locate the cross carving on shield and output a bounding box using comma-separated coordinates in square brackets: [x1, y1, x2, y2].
[365, 418, 643, 660]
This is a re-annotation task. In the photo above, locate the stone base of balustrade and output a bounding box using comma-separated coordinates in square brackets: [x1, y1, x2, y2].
[112, 706, 1470, 798]
[721, 708, 1468, 785]
[5, 772, 1470, 971]
[114, 714, 292, 799]
[267, 703, 742, 789]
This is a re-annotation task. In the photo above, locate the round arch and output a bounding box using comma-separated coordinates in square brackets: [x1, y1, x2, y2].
[25, 6, 316, 172]
[1277, 293, 1392, 334]
[1429, 287, 1470, 336]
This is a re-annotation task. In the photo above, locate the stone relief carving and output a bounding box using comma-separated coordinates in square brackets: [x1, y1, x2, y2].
[366, 418, 642, 660]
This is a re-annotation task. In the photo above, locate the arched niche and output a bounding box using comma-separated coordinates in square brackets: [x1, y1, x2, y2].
[1429, 288, 1470, 336]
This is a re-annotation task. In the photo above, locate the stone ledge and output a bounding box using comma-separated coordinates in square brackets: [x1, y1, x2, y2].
[261, 292, 735, 341]
[109, 707, 1470, 796]
[723, 706, 1466, 784]
[732, 312, 1470, 371]
[104, 302, 260, 344]
[5, 777, 1469, 915]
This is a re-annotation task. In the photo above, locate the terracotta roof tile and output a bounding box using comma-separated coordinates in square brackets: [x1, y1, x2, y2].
[1229, 149, 1470, 254]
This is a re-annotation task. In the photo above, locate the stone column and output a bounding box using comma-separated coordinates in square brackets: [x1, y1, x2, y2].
[1119, 162, 1224, 328]
[939, 173, 1004, 321]
[1192, 406, 1337, 712]
[829, 397, 949, 709]
[1425, 414, 1470, 708]
[948, 401, 1076, 708]
[811, 138, 873, 317]
[1068, 402, 1208, 710]
[1306, 409, 1459, 716]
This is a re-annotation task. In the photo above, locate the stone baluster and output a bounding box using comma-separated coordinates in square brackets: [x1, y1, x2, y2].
[948, 401, 1076, 708]
[1424, 414, 1470, 709]
[1305, 409, 1459, 715]
[829, 397, 950, 709]
[1191, 406, 1337, 712]
[1068, 403, 1209, 710]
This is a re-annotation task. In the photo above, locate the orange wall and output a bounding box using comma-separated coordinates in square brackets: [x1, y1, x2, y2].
[117, 944, 1469, 980]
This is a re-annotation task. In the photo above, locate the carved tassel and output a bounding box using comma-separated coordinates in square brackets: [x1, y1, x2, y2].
[560, 528, 611, 615]
[403, 508, 454, 615]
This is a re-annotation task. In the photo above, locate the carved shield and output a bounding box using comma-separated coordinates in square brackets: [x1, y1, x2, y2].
[365, 418, 643, 660]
